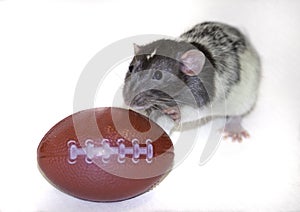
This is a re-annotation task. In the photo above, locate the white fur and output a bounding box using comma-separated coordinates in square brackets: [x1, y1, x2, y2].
[220, 44, 261, 116]
[154, 42, 261, 134]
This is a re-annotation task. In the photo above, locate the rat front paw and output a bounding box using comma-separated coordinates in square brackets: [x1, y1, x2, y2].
[163, 107, 180, 122]
[147, 109, 175, 135]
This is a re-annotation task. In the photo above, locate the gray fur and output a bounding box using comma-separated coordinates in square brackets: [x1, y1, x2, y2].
[180, 22, 248, 95]
[123, 22, 261, 134]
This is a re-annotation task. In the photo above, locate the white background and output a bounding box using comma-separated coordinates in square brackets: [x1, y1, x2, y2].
[1, 0, 300, 211]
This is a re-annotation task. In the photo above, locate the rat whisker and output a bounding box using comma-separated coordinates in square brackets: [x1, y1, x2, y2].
[153, 97, 190, 105]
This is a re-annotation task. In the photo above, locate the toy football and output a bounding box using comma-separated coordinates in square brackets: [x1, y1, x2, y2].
[37, 107, 174, 202]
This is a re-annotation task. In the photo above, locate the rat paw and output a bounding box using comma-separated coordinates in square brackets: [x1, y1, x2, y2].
[222, 130, 250, 142]
[163, 107, 180, 122]
[221, 116, 250, 142]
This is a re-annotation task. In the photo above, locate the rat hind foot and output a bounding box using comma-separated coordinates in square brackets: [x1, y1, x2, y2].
[222, 116, 250, 142]
[223, 130, 250, 142]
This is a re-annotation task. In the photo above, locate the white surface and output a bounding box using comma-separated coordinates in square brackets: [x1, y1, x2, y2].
[1, 0, 300, 211]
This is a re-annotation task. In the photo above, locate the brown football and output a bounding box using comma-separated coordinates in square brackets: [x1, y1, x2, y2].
[37, 107, 174, 202]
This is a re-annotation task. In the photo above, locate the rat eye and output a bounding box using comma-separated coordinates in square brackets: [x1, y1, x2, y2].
[153, 70, 162, 80]
[128, 64, 134, 73]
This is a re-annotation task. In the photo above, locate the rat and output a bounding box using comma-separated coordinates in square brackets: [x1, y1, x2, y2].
[122, 22, 261, 142]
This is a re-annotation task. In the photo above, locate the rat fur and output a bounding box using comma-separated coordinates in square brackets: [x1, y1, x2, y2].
[123, 22, 261, 141]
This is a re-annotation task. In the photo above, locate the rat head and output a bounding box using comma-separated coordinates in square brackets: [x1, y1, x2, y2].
[123, 39, 206, 113]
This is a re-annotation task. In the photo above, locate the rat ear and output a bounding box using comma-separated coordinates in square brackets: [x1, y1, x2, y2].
[180, 49, 205, 76]
[133, 43, 141, 55]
